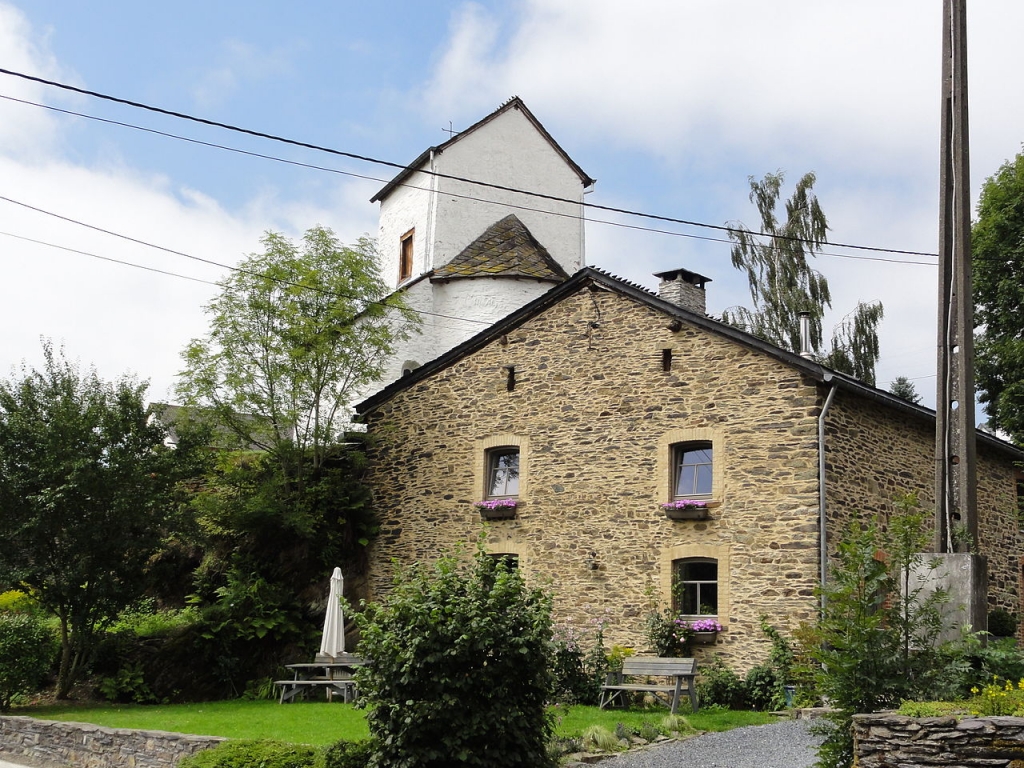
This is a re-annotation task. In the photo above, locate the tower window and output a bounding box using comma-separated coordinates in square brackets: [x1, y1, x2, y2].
[399, 229, 414, 282]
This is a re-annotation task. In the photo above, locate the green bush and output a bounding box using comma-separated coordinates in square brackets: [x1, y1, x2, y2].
[178, 740, 317, 768]
[744, 664, 783, 711]
[0, 612, 57, 711]
[357, 545, 556, 768]
[696, 656, 746, 709]
[551, 622, 606, 705]
[316, 739, 375, 768]
[0, 589, 41, 615]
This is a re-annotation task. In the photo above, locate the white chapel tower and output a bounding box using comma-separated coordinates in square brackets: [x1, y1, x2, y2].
[366, 97, 595, 392]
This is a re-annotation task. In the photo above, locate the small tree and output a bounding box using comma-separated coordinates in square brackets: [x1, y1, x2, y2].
[0, 343, 204, 697]
[889, 376, 923, 405]
[812, 495, 950, 768]
[357, 546, 556, 768]
[0, 612, 57, 711]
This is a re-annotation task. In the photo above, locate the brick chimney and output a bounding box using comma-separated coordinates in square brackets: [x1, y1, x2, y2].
[654, 268, 711, 316]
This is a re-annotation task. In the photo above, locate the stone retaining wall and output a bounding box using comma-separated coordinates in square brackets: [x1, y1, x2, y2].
[0, 715, 223, 768]
[853, 713, 1024, 767]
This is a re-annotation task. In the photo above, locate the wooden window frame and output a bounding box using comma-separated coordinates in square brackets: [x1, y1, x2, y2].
[671, 442, 714, 500]
[399, 228, 414, 283]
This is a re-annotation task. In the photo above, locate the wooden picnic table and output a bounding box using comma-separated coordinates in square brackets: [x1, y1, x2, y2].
[274, 654, 368, 704]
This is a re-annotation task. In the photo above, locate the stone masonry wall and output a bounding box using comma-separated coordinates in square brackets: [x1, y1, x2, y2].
[853, 713, 1024, 767]
[825, 395, 1023, 618]
[362, 286, 824, 672]
[0, 716, 223, 768]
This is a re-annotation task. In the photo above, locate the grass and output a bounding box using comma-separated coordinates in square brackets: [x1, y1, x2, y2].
[19, 700, 778, 745]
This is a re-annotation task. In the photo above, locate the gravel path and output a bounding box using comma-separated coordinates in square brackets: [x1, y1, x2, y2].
[593, 719, 822, 768]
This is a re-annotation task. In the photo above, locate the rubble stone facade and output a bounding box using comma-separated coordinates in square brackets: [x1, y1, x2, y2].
[359, 272, 1024, 671]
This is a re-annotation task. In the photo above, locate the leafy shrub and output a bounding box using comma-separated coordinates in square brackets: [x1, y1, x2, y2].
[0, 589, 40, 615]
[97, 661, 155, 704]
[896, 699, 966, 717]
[644, 608, 693, 656]
[988, 608, 1018, 638]
[357, 545, 556, 768]
[178, 740, 317, 768]
[551, 621, 606, 705]
[812, 497, 954, 768]
[316, 739, 375, 768]
[0, 612, 57, 711]
[696, 656, 746, 709]
[744, 664, 783, 711]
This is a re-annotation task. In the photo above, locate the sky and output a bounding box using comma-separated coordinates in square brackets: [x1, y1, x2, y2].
[1, 1, 1023, 415]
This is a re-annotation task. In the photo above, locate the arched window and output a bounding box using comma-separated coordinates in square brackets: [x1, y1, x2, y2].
[486, 447, 520, 498]
[672, 442, 713, 499]
[673, 558, 718, 617]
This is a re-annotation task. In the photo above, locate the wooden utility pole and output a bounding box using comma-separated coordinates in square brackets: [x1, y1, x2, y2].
[934, 0, 977, 553]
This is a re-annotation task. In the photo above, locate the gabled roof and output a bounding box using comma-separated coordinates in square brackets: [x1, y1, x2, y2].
[353, 267, 1024, 460]
[431, 214, 569, 282]
[369, 97, 596, 203]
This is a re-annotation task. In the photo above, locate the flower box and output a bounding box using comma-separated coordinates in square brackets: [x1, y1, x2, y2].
[475, 499, 517, 520]
[661, 499, 709, 520]
[692, 631, 718, 644]
[665, 507, 709, 520]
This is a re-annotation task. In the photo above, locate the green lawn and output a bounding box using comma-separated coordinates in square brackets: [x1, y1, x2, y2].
[19, 700, 777, 746]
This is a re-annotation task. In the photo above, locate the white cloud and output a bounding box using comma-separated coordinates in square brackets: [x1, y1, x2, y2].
[191, 39, 299, 110]
[0, 7, 373, 402]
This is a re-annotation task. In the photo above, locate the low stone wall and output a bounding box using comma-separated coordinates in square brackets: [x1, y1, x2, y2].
[853, 713, 1024, 767]
[0, 715, 224, 768]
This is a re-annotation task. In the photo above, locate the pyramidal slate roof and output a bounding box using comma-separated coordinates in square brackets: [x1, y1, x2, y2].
[432, 214, 569, 282]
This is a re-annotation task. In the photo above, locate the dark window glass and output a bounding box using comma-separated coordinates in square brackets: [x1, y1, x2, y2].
[488, 553, 519, 571]
[673, 558, 718, 616]
[674, 444, 713, 498]
[487, 448, 519, 498]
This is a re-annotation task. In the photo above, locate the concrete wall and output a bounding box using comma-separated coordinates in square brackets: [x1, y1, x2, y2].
[0, 716, 222, 768]
[362, 286, 823, 672]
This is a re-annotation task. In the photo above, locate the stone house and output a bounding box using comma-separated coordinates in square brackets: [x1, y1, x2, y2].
[365, 96, 594, 393]
[354, 266, 1024, 671]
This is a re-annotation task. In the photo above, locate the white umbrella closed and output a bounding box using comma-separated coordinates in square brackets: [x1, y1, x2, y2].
[319, 567, 345, 659]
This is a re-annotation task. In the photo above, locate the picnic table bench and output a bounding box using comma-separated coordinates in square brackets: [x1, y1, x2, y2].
[599, 657, 698, 714]
[274, 656, 367, 704]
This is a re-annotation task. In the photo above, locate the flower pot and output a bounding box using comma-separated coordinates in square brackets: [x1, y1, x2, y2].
[665, 507, 709, 520]
[692, 631, 718, 644]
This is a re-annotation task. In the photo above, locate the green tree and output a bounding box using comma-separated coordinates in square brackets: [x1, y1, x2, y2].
[177, 226, 418, 472]
[357, 546, 556, 768]
[889, 375, 923, 405]
[0, 343, 202, 698]
[175, 227, 412, 691]
[812, 495, 950, 768]
[724, 171, 884, 385]
[973, 149, 1024, 445]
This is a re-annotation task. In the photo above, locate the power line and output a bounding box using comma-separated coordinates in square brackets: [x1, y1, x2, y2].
[0, 194, 492, 328]
[0, 92, 939, 269]
[0, 67, 940, 260]
[0, 230, 219, 286]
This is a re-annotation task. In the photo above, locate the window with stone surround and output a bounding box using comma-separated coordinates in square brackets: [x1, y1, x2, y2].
[672, 442, 713, 499]
[672, 558, 718, 617]
[486, 447, 520, 498]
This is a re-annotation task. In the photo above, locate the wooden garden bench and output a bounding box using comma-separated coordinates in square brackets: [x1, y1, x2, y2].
[599, 656, 698, 714]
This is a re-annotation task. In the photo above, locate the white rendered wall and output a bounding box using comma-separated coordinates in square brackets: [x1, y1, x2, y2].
[376, 165, 435, 291]
[430, 107, 584, 274]
[375, 107, 587, 293]
[373, 277, 554, 392]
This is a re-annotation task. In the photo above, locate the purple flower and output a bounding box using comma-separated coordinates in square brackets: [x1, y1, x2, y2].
[690, 618, 723, 632]
[474, 499, 517, 510]
[660, 499, 708, 510]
